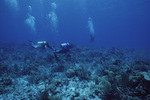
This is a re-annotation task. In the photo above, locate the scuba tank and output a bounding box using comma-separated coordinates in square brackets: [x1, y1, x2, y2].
[37, 41, 47, 45]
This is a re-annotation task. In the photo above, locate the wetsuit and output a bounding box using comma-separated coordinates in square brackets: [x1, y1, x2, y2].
[54, 43, 73, 58]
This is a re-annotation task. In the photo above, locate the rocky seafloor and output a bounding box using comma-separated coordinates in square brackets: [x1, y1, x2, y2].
[0, 43, 150, 100]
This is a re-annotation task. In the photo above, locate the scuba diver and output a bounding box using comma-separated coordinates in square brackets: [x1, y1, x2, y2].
[90, 34, 95, 42]
[31, 41, 54, 50]
[53, 43, 74, 58]
[31, 41, 73, 58]
[54, 43, 73, 53]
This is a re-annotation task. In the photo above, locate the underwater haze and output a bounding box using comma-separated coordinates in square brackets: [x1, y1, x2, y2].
[0, 0, 150, 48]
[1, 0, 150, 99]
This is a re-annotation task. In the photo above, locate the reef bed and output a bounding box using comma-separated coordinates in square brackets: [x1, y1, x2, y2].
[0, 43, 150, 100]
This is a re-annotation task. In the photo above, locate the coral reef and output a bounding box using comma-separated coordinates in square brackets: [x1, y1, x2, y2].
[0, 43, 150, 99]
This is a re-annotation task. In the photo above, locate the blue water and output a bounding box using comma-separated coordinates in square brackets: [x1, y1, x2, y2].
[0, 0, 150, 48]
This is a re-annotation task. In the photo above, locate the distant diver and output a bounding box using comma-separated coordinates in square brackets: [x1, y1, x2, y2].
[30, 41, 73, 58]
[88, 17, 95, 42]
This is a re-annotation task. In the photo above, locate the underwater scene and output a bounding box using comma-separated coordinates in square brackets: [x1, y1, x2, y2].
[0, 0, 150, 100]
